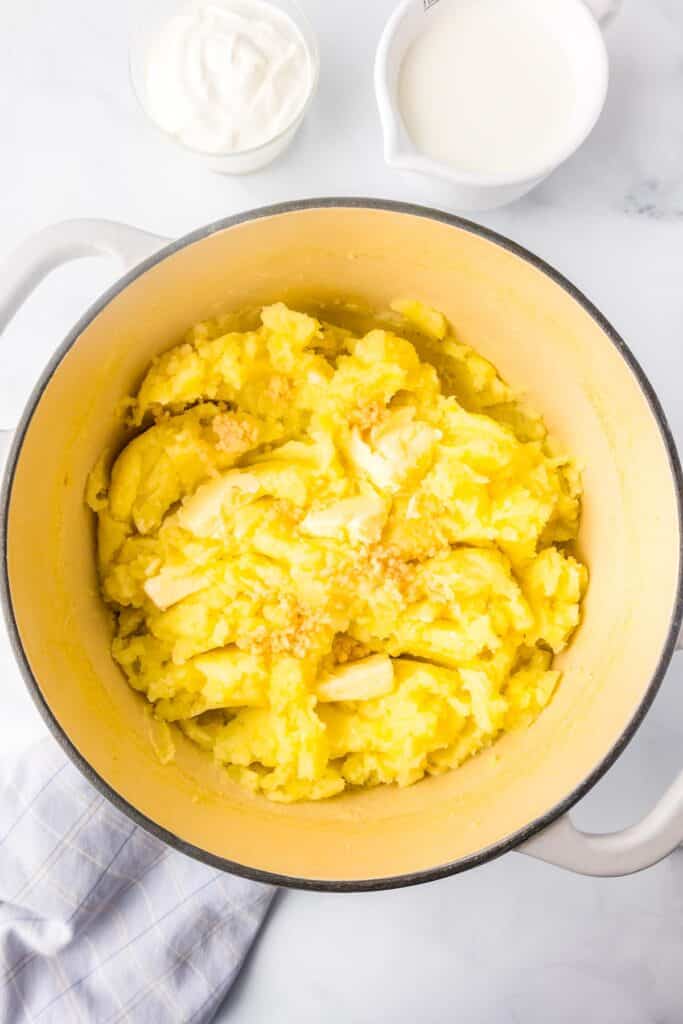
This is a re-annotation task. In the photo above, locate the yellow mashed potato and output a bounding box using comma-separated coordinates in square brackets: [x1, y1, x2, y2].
[87, 300, 587, 802]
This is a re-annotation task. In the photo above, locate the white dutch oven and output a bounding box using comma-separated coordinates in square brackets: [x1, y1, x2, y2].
[1, 200, 682, 891]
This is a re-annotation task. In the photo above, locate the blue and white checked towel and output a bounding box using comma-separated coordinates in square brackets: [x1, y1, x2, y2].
[0, 739, 275, 1023]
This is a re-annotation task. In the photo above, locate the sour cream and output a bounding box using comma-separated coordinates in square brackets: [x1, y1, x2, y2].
[143, 0, 313, 155]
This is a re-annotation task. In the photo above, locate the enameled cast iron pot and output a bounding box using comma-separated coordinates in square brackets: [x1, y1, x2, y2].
[1, 200, 682, 892]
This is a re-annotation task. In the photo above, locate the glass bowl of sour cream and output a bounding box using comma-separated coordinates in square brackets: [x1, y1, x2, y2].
[130, 0, 319, 173]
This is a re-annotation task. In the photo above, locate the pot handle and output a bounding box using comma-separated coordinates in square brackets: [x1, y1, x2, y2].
[0, 219, 170, 465]
[520, 637, 683, 875]
[0, 219, 169, 335]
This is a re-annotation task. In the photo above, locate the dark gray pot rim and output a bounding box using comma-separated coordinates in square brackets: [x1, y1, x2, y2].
[2, 198, 682, 893]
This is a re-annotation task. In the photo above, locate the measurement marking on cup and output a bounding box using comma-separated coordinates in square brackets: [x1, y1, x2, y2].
[424, 0, 441, 10]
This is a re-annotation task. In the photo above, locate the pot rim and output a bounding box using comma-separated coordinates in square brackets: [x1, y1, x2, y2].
[2, 197, 682, 893]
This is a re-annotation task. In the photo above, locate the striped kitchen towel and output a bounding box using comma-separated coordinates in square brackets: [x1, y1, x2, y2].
[0, 739, 275, 1023]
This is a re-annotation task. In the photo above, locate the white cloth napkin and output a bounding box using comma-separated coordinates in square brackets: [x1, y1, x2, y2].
[0, 739, 275, 1023]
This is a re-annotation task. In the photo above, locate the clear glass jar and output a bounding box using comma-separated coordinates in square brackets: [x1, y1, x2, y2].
[129, 0, 320, 174]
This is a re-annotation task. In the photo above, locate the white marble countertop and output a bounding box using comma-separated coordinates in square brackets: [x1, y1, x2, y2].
[2, 1, 683, 1020]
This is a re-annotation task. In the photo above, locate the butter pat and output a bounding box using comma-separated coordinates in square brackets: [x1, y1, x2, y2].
[144, 570, 208, 610]
[316, 655, 394, 702]
[177, 470, 260, 537]
[301, 493, 388, 545]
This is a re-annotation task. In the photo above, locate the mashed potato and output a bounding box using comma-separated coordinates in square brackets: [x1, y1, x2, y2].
[87, 300, 587, 802]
